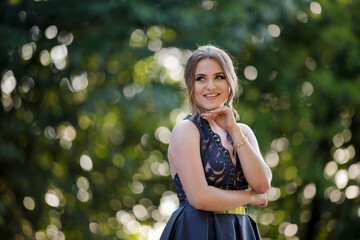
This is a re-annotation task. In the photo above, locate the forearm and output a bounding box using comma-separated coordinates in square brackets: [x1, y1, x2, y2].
[229, 125, 272, 193]
[188, 185, 252, 211]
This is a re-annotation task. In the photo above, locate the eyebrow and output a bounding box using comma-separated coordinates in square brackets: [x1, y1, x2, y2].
[195, 72, 225, 77]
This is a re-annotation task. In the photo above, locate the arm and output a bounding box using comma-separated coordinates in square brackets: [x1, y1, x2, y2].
[168, 120, 267, 212]
[229, 123, 272, 194]
[201, 107, 272, 194]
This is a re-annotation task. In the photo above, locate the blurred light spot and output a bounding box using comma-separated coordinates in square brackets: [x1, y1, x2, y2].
[126, 219, 141, 234]
[284, 223, 298, 237]
[348, 163, 360, 179]
[63, 125, 76, 141]
[44, 126, 56, 140]
[310, 2, 322, 14]
[80, 154, 93, 171]
[345, 185, 359, 199]
[59, 137, 72, 149]
[296, 10, 308, 23]
[251, 33, 264, 46]
[244, 65, 258, 81]
[133, 204, 148, 220]
[151, 160, 170, 176]
[302, 81, 313, 96]
[77, 189, 91, 202]
[265, 152, 279, 168]
[20, 76, 35, 93]
[141, 133, 150, 146]
[148, 38, 162, 52]
[299, 118, 313, 132]
[303, 183, 316, 199]
[30, 25, 41, 41]
[267, 24, 281, 37]
[292, 131, 304, 145]
[23, 196, 35, 210]
[341, 129, 352, 142]
[155, 126, 171, 144]
[324, 161, 338, 178]
[305, 57, 317, 71]
[130, 181, 144, 194]
[117, 210, 135, 229]
[39, 50, 51, 66]
[123, 195, 136, 208]
[200, 0, 215, 10]
[267, 187, 281, 201]
[139, 225, 152, 238]
[329, 189, 342, 203]
[285, 182, 297, 195]
[89, 222, 101, 234]
[164, 56, 179, 71]
[335, 170, 348, 189]
[155, 47, 185, 83]
[18, 10, 26, 22]
[333, 133, 344, 148]
[347, 145, 355, 159]
[46, 225, 65, 240]
[35, 231, 47, 240]
[110, 199, 122, 211]
[170, 109, 188, 124]
[50, 44, 68, 70]
[147, 25, 165, 39]
[260, 212, 274, 225]
[21, 42, 36, 60]
[45, 25, 58, 39]
[279, 222, 289, 234]
[285, 166, 297, 180]
[57, 31, 73, 45]
[45, 192, 60, 207]
[151, 209, 164, 222]
[71, 72, 88, 92]
[113, 154, 125, 168]
[130, 29, 147, 48]
[271, 137, 289, 153]
[76, 176, 90, 190]
[333, 148, 351, 165]
[300, 210, 311, 223]
[159, 191, 178, 217]
[1, 70, 17, 94]
[123, 83, 144, 99]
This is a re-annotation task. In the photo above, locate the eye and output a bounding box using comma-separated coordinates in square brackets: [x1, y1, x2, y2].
[195, 76, 206, 81]
[215, 75, 226, 80]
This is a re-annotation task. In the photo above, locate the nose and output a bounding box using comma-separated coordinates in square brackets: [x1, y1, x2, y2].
[206, 78, 217, 90]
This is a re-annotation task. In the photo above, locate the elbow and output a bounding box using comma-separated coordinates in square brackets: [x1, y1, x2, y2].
[252, 181, 271, 194]
[188, 195, 207, 210]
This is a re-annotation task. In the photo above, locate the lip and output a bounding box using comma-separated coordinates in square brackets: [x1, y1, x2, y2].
[204, 93, 220, 100]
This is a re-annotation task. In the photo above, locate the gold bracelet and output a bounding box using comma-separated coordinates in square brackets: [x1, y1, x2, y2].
[233, 137, 248, 148]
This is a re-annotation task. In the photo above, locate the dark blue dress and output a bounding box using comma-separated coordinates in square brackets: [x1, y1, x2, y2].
[160, 114, 261, 240]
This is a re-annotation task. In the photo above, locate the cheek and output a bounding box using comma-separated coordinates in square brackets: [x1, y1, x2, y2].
[194, 83, 202, 96]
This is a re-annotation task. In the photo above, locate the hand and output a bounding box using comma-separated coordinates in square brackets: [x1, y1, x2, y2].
[201, 106, 237, 131]
[249, 190, 268, 207]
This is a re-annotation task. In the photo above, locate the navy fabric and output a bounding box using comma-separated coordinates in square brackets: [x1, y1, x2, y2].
[160, 114, 261, 240]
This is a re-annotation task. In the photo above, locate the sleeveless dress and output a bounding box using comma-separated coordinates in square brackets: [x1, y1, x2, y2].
[160, 114, 261, 240]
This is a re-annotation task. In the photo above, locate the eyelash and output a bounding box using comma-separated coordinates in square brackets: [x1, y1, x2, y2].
[195, 75, 226, 81]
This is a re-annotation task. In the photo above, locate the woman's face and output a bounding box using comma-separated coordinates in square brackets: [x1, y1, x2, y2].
[193, 58, 230, 112]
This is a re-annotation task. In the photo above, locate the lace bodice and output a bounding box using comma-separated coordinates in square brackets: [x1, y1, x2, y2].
[173, 114, 249, 203]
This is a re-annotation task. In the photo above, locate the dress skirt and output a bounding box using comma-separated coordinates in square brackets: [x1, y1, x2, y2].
[160, 201, 261, 240]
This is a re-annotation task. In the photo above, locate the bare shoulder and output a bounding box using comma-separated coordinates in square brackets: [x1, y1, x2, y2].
[170, 119, 199, 143]
[238, 123, 255, 136]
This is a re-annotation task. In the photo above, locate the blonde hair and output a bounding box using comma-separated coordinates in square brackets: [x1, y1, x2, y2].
[184, 45, 239, 120]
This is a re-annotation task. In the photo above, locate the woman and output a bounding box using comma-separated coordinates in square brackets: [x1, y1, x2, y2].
[160, 45, 272, 240]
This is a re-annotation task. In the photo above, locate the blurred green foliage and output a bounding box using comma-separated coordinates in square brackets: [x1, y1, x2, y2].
[1, 0, 359, 239]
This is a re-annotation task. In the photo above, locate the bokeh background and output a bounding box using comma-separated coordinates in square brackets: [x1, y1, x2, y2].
[1, 0, 360, 239]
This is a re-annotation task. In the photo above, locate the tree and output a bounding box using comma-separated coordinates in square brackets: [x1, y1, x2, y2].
[0, 0, 359, 239]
